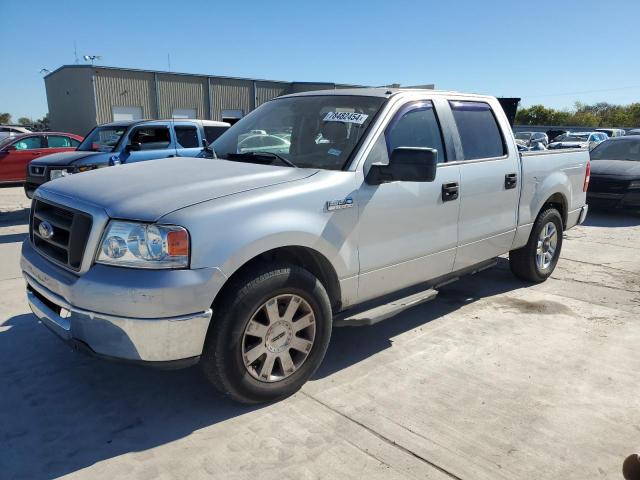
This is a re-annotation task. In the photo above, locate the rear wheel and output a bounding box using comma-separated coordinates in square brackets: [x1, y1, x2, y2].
[200, 263, 332, 404]
[509, 207, 563, 283]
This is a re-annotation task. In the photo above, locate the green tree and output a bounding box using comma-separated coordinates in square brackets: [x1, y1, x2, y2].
[18, 117, 33, 126]
[0, 112, 11, 124]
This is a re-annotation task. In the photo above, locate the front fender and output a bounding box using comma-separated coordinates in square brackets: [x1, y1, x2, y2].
[160, 170, 360, 283]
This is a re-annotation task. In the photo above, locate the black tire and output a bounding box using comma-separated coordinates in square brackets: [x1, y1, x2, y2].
[200, 263, 332, 404]
[509, 207, 563, 283]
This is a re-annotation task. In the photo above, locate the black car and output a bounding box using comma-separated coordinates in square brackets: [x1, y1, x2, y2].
[587, 136, 640, 209]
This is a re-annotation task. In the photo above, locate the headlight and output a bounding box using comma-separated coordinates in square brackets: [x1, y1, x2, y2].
[629, 180, 640, 189]
[96, 221, 190, 269]
[50, 169, 70, 180]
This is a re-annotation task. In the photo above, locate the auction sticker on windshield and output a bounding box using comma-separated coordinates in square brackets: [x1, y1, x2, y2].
[323, 112, 369, 124]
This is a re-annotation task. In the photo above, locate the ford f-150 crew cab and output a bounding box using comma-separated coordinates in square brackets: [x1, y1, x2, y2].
[21, 88, 590, 403]
[24, 119, 230, 198]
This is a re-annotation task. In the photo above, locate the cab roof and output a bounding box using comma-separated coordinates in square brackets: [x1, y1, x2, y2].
[280, 87, 495, 100]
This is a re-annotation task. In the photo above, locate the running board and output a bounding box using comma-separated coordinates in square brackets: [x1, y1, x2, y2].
[333, 289, 438, 327]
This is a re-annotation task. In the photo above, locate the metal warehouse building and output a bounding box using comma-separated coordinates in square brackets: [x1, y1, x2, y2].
[44, 65, 364, 135]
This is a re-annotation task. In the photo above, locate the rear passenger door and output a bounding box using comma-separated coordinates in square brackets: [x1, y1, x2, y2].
[448, 100, 520, 270]
[173, 123, 203, 157]
[121, 123, 177, 164]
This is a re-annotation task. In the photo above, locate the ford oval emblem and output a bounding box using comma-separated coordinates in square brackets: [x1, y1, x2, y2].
[38, 221, 54, 239]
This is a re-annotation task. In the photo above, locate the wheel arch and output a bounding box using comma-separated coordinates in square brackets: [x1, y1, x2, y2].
[539, 191, 568, 228]
[213, 245, 343, 312]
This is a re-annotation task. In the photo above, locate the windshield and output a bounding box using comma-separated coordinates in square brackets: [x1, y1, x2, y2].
[0, 136, 14, 148]
[515, 132, 532, 141]
[590, 139, 640, 161]
[211, 95, 386, 170]
[556, 133, 589, 142]
[77, 125, 128, 152]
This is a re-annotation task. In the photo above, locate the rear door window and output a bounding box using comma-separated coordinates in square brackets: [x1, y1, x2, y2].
[47, 135, 73, 148]
[449, 101, 506, 160]
[174, 125, 199, 148]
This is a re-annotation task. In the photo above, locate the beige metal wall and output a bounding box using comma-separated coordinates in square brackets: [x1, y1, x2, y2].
[156, 74, 209, 119]
[93, 68, 157, 124]
[209, 78, 253, 121]
[45, 67, 97, 136]
[255, 81, 289, 107]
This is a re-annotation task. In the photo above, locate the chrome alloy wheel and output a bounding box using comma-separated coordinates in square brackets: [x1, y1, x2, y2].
[536, 221, 558, 270]
[241, 294, 316, 383]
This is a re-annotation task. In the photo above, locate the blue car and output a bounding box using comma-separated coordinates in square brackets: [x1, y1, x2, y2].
[24, 119, 229, 198]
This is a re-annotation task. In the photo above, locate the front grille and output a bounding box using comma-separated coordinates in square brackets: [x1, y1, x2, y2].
[589, 177, 629, 193]
[30, 199, 93, 271]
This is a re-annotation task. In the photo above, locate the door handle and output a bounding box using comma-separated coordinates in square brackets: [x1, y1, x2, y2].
[442, 182, 459, 202]
[167, 155, 175, 158]
[505, 173, 518, 189]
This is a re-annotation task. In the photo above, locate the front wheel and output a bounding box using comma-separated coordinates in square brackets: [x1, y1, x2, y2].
[200, 263, 332, 404]
[509, 207, 563, 283]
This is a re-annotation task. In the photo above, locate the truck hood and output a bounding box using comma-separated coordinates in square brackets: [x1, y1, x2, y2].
[590, 159, 640, 177]
[39, 157, 318, 221]
[31, 150, 107, 166]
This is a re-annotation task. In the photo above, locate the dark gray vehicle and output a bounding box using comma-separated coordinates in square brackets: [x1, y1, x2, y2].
[588, 136, 640, 209]
[24, 119, 229, 198]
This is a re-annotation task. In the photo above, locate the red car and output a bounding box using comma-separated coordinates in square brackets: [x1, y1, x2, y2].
[0, 132, 83, 183]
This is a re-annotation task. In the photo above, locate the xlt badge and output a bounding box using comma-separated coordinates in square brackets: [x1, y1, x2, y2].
[326, 197, 354, 211]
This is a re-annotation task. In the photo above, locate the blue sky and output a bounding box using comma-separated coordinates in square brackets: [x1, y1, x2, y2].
[1, 0, 639, 120]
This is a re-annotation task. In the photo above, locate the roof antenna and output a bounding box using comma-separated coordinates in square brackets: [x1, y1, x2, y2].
[74, 41, 79, 64]
[167, 53, 171, 72]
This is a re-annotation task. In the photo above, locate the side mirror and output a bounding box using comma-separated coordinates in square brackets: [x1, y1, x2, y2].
[366, 147, 438, 185]
[4, 145, 17, 152]
[202, 139, 208, 148]
[126, 142, 141, 152]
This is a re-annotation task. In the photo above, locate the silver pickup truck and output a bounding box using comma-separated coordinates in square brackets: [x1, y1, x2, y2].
[21, 88, 590, 403]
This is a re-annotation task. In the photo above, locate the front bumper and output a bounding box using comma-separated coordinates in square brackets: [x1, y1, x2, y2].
[21, 240, 225, 363]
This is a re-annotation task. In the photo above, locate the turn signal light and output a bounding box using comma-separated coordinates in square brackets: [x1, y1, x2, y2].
[167, 229, 189, 256]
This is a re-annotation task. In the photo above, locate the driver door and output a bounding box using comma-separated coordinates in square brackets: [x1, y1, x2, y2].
[356, 100, 461, 303]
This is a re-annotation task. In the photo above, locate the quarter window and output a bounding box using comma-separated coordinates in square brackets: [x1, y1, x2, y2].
[450, 101, 506, 160]
[174, 125, 199, 148]
[204, 126, 228, 143]
[386, 101, 445, 162]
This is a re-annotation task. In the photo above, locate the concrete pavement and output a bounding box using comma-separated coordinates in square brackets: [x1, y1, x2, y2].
[1, 186, 639, 480]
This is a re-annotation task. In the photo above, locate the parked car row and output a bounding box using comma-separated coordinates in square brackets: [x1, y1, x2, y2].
[548, 131, 608, 150]
[1, 119, 228, 196]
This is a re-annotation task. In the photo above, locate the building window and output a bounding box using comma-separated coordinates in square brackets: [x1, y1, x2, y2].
[112, 106, 143, 122]
[172, 108, 197, 119]
[221, 109, 244, 125]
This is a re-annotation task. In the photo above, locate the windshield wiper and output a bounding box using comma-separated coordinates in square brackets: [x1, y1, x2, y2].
[226, 151, 298, 168]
